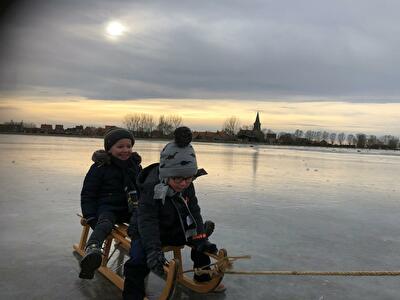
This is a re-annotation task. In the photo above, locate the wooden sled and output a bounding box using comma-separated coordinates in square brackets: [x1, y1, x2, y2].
[73, 217, 226, 299]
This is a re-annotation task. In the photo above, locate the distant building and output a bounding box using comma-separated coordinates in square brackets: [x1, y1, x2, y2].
[253, 112, 261, 131]
[265, 133, 277, 144]
[40, 124, 53, 133]
[193, 130, 232, 141]
[96, 127, 107, 136]
[0, 121, 24, 133]
[23, 127, 40, 134]
[83, 126, 97, 136]
[65, 125, 84, 135]
[237, 112, 265, 142]
[54, 124, 64, 133]
[277, 133, 294, 144]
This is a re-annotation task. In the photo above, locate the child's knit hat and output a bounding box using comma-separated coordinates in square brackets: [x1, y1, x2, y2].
[104, 128, 135, 151]
[159, 127, 197, 179]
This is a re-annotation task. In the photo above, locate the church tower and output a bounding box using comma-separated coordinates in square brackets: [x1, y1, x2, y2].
[253, 112, 261, 132]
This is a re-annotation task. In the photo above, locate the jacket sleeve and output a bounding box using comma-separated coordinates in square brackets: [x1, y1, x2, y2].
[187, 184, 205, 234]
[80, 164, 103, 218]
[137, 187, 162, 255]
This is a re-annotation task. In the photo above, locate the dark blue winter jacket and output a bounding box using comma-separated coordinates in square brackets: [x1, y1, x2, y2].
[81, 150, 142, 219]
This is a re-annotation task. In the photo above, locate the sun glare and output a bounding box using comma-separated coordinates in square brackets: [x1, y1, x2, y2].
[105, 21, 127, 38]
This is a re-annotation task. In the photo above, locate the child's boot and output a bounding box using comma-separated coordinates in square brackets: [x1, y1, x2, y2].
[79, 243, 102, 279]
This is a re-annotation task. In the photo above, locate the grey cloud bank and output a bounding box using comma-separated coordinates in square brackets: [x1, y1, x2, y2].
[1, 0, 400, 102]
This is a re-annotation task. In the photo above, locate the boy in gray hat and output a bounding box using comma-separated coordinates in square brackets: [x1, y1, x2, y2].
[123, 127, 224, 300]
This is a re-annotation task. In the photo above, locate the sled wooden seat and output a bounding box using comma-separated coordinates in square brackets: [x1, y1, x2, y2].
[73, 217, 226, 299]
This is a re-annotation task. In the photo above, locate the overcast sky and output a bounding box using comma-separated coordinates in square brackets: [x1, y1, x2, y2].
[0, 0, 399, 134]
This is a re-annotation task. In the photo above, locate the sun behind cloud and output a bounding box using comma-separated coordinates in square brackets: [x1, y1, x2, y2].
[105, 21, 127, 39]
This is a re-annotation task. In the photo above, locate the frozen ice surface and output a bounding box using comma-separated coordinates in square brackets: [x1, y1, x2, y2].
[1, 134, 400, 299]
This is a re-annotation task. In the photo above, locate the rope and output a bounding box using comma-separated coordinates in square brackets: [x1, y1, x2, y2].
[191, 268, 400, 277]
[185, 254, 400, 277]
[224, 270, 400, 276]
[183, 255, 250, 276]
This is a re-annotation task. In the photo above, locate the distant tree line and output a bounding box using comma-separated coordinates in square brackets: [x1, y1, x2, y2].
[276, 129, 399, 149]
[123, 113, 182, 138]
[0, 120, 111, 136]
[1, 116, 399, 150]
[221, 116, 399, 150]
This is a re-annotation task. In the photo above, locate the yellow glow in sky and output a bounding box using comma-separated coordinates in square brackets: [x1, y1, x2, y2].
[105, 21, 127, 39]
[0, 96, 399, 135]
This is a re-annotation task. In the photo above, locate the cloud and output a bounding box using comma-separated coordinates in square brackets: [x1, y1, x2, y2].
[0, 105, 20, 112]
[1, 0, 400, 102]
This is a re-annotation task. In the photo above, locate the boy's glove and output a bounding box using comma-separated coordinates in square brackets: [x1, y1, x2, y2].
[204, 220, 215, 237]
[146, 250, 167, 276]
[85, 216, 98, 230]
[192, 238, 218, 254]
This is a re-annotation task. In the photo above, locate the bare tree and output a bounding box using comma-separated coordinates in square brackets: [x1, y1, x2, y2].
[379, 135, 399, 149]
[315, 131, 322, 142]
[144, 115, 155, 136]
[337, 132, 346, 145]
[124, 114, 141, 134]
[347, 134, 355, 146]
[124, 113, 156, 137]
[167, 115, 182, 130]
[329, 132, 337, 144]
[380, 135, 397, 146]
[356, 133, 367, 148]
[304, 130, 314, 141]
[294, 129, 304, 138]
[222, 116, 240, 136]
[322, 131, 329, 142]
[157, 115, 174, 136]
[367, 135, 377, 147]
[388, 137, 399, 149]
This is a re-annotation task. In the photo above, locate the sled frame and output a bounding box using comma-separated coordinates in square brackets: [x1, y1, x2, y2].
[73, 218, 225, 299]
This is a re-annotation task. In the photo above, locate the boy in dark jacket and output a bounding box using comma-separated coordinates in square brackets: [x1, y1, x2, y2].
[123, 127, 224, 300]
[79, 128, 142, 279]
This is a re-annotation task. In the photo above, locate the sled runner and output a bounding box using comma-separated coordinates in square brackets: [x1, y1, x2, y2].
[73, 216, 227, 299]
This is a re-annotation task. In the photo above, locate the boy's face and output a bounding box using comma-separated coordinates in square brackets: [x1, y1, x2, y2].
[167, 176, 194, 192]
[109, 138, 132, 160]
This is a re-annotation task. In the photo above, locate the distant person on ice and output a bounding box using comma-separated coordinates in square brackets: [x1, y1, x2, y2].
[123, 126, 225, 300]
[79, 128, 142, 279]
